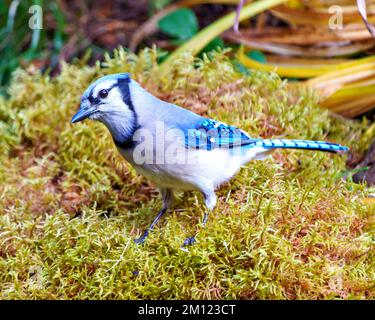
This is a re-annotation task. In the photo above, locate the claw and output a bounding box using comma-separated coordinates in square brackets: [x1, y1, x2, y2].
[134, 230, 149, 245]
[182, 236, 196, 247]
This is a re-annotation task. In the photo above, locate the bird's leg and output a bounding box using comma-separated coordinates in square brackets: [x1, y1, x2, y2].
[134, 188, 174, 244]
[182, 190, 216, 247]
[134, 208, 167, 244]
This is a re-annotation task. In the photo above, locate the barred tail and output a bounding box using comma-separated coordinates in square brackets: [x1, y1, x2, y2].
[253, 139, 349, 153]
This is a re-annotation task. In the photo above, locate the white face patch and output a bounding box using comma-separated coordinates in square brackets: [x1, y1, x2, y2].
[96, 87, 131, 115]
[91, 85, 136, 144]
[87, 78, 132, 119]
[92, 79, 117, 98]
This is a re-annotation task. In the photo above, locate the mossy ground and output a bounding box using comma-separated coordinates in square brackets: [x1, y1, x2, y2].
[0, 48, 374, 299]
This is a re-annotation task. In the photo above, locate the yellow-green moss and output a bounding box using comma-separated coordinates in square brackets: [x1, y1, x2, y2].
[0, 48, 374, 299]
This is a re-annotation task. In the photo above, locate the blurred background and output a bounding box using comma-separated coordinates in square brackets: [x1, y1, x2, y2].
[0, 0, 374, 119]
[1, 0, 375, 119]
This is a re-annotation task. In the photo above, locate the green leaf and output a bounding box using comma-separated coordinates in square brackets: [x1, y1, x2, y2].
[246, 50, 266, 63]
[156, 48, 169, 63]
[201, 37, 224, 54]
[158, 8, 198, 41]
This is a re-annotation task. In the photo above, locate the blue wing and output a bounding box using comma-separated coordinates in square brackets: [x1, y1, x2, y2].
[184, 118, 258, 150]
[182, 118, 348, 153]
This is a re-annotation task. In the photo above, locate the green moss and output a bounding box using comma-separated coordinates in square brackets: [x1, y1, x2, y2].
[0, 48, 374, 299]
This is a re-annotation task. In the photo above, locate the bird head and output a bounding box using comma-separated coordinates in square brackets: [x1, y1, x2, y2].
[71, 73, 134, 124]
[71, 73, 138, 145]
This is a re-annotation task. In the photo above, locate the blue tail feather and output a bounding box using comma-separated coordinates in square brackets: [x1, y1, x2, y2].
[254, 139, 348, 153]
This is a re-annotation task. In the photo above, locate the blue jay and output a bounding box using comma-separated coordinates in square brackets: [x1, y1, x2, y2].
[71, 73, 348, 246]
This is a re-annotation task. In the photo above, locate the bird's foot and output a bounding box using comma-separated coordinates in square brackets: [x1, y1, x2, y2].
[182, 236, 196, 247]
[134, 229, 149, 245]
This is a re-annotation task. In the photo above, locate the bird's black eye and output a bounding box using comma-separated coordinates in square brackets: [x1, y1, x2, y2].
[98, 89, 108, 99]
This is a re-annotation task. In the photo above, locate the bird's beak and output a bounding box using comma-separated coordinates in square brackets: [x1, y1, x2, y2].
[71, 102, 95, 123]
